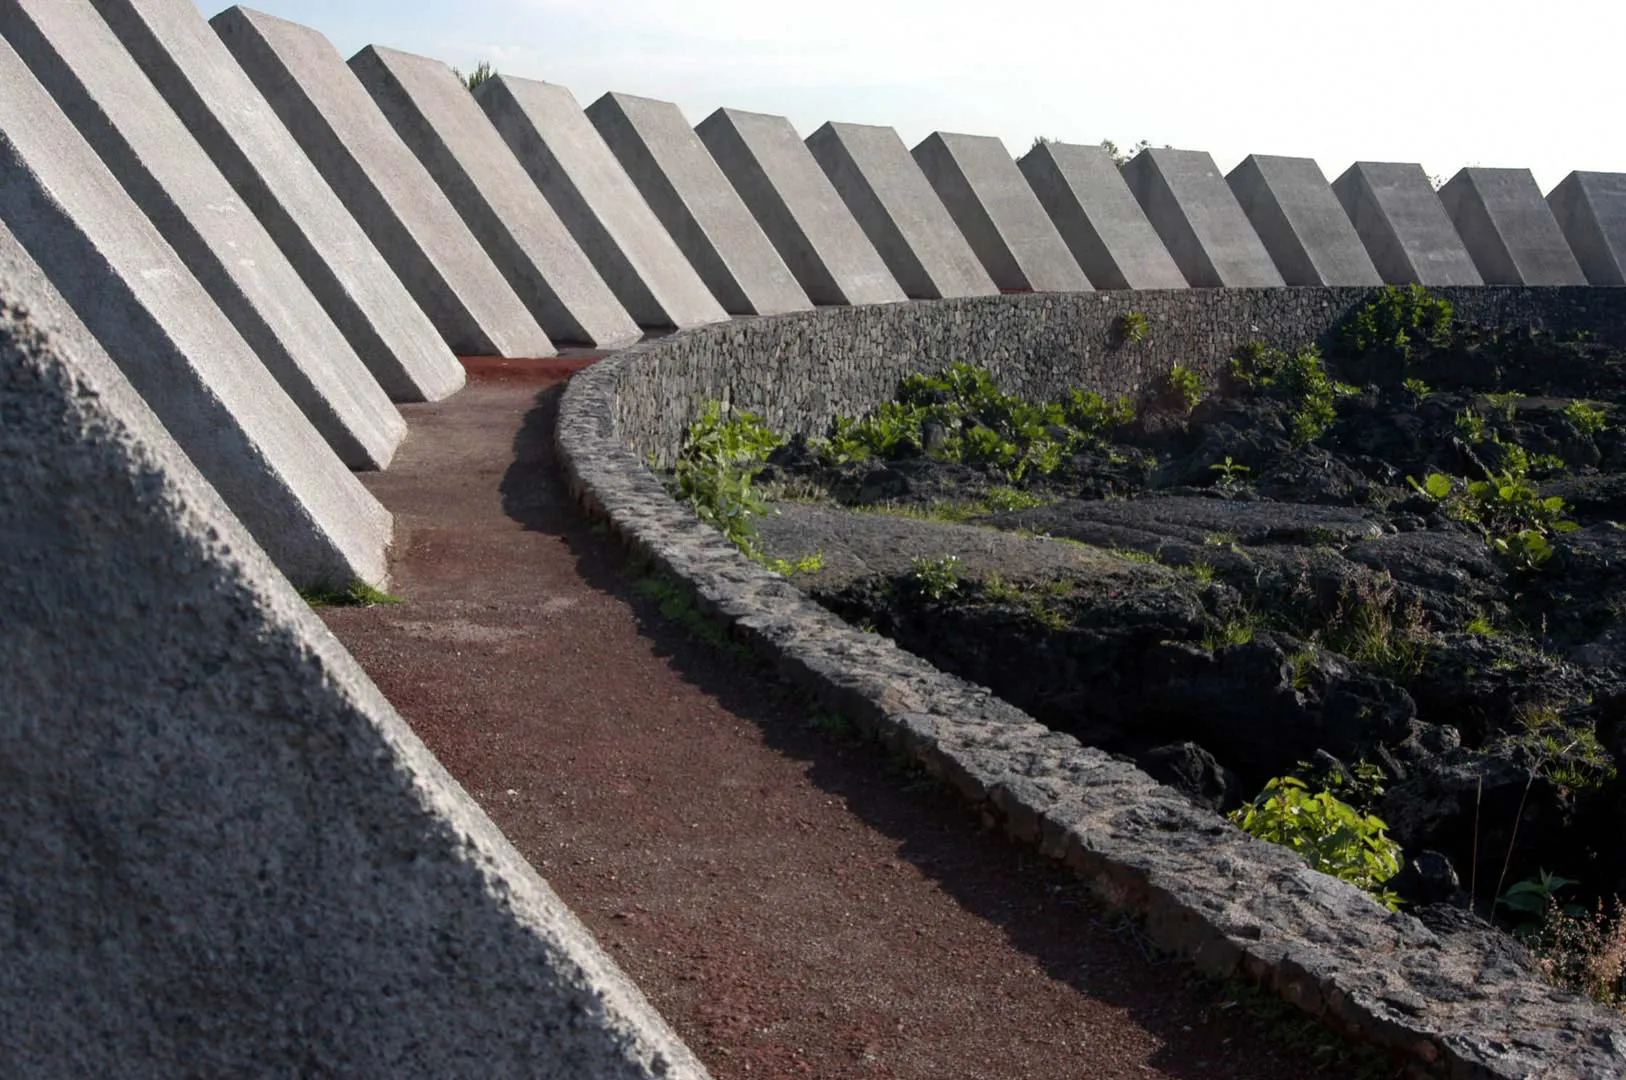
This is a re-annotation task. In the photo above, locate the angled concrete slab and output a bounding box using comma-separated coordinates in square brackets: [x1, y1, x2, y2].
[1016, 141, 1186, 290]
[805, 121, 996, 300]
[211, 6, 553, 357]
[0, 39, 389, 587]
[1439, 168, 1586, 286]
[1119, 148, 1284, 288]
[911, 131, 1090, 292]
[586, 91, 810, 317]
[695, 107, 905, 306]
[1549, 172, 1626, 286]
[1226, 154, 1381, 286]
[349, 47, 640, 348]
[1331, 162, 1482, 286]
[0, 0, 406, 469]
[474, 74, 728, 331]
[0, 288, 706, 1080]
[87, 0, 463, 403]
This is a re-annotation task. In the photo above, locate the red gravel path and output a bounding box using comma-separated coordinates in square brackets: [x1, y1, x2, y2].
[318, 367, 1368, 1079]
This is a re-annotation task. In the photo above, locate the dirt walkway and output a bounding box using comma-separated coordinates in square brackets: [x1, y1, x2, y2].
[318, 366, 1364, 1080]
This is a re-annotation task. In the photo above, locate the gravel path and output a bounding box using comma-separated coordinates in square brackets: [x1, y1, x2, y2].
[318, 367, 1361, 1079]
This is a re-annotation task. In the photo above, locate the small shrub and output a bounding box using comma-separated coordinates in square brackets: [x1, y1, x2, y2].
[453, 60, 497, 92]
[1566, 399, 1609, 436]
[1401, 377, 1431, 405]
[1163, 363, 1204, 413]
[1455, 407, 1488, 443]
[1230, 776, 1404, 908]
[908, 555, 963, 600]
[1337, 284, 1454, 360]
[672, 402, 787, 562]
[1230, 342, 1344, 447]
[1318, 575, 1429, 681]
[1116, 310, 1150, 345]
[1527, 898, 1626, 1007]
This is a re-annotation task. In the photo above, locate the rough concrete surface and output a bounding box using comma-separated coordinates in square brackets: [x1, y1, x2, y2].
[1548, 171, 1626, 286]
[1120, 148, 1285, 288]
[0, 36, 389, 588]
[1332, 162, 1483, 286]
[349, 46, 640, 348]
[695, 107, 906, 306]
[475, 74, 728, 331]
[586, 91, 810, 316]
[806, 121, 996, 300]
[1438, 167, 1586, 286]
[1226, 154, 1381, 286]
[0, 0, 407, 469]
[88, 0, 465, 404]
[0, 292, 707, 1080]
[911, 131, 1090, 292]
[211, 5, 554, 357]
[1016, 141, 1187, 290]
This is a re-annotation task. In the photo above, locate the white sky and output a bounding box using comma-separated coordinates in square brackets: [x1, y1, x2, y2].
[203, 0, 1623, 192]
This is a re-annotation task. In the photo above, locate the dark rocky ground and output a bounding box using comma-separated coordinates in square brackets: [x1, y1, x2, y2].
[746, 319, 1626, 925]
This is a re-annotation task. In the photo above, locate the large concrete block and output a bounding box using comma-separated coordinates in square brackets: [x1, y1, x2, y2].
[1548, 172, 1626, 286]
[1331, 162, 1482, 286]
[0, 293, 706, 1080]
[349, 47, 640, 347]
[211, 6, 554, 357]
[0, 0, 406, 469]
[1226, 154, 1382, 286]
[1439, 168, 1586, 286]
[0, 38, 390, 587]
[88, 0, 463, 403]
[473, 74, 728, 331]
[805, 121, 996, 300]
[1015, 141, 1186, 290]
[695, 107, 905, 306]
[586, 91, 810, 317]
[1119, 148, 1284, 288]
[911, 131, 1090, 292]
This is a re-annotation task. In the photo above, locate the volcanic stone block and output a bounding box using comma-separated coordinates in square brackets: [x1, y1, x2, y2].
[0, 0, 407, 469]
[1331, 162, 1482, 286]
[1548, 172, 1626, 286]
[349, 47, 640, 347]
[87, 0, 463, 402]
[586, 91, 810, 316]
[211, 5, 554, 357]
[0, 290, 707, 1080]
[1439, 168, 1586, 286]
[805, 121, 996, 300]
[911, 131, 1090, 292]
[696, 107, 905, 306]
[473, 74, 727, 331]
[1226, 154, 1382, 286]
[0, 38, 390, 587]
[1016, 141, 1186, 290]
[1119, 148, 1285, 288]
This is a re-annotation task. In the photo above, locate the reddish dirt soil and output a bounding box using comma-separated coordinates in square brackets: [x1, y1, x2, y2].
[318, 369, 1376, 1079]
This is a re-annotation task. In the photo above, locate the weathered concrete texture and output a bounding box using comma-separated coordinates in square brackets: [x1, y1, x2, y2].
[349, 47, 640, 348]
[1331, 162, 1483, 286]
[805, 121, 996, 300]
[586, 91, 810, 317]
[1226, 154, 1382, 286]
[88, 0, 464, 404]
[911, 132, 1090, 292]
[0, 41, 389, 587]
[0, 294, 709, 1080]
[1016, 141, 1187, 291]
[695, 107, 905, 306]
[0, 0, 406, 469]
[211, 6, 553, 357]
[1437, 167, 1587, 285]
[1119, 148, 1285, 288]
[474, 74, 727, 331]
[1548, 171, 1626, 286]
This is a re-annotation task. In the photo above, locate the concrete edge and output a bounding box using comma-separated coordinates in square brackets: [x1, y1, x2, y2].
[555, 297, 1626, 1080]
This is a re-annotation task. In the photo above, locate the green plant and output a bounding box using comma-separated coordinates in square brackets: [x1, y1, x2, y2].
[1209, 455, 1251, 489]
[1525, 898, 1626, 1007]
[1163, 363, 1204, 413]
[672, 401, 782, 559]
[908, 554, 963, 600]
[1409, 463, 1578, 570]
[1401, 377, 1431, 405]
[1116, 310, 1150, 345]
[1230, 342, 1345, 446]
[453, 60, 497, 91]
[1318, 575, 1429, 681]
[1455, 407, 1488, 443]
[1465, 610, 1498, 636]
[766, 552, 826, 575]
[1487, 391, 1525, 423]
[299, 580, 404, 608]
[1229, 776, 1404, 908]
[1498, 869, 1581, 925]
[1183, 559, 1216, 584]
[631, 573, 752, 662]
[1202, 611, 1257, 649]
[1566, 399, 1609, 435]
[984, 485, 1050, 513]
[1293, 757, 1388, 816]
[1337, 284, 1454, 360]
[807, 712, 857, 738]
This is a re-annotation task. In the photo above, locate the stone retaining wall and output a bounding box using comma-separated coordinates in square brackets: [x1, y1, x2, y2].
[560, 287, 1626, 1079]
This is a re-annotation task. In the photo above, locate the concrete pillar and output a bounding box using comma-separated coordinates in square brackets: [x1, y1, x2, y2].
[1226, 154, 1382, 286]
[1438, 167, 1586, 285]
[1548, 171, 1626, 286]
[1120, 148, 1285, 288]
[1331, 162, 1483, 286]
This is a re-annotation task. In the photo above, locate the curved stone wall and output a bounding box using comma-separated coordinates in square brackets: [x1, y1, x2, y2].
[560, 287, 1626, 1080]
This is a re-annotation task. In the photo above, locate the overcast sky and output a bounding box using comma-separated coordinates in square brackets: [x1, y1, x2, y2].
[204, 0, 1622, 193]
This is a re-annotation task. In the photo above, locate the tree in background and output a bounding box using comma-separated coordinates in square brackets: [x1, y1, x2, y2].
[1029, 135, 1154, 165]
[451, 61, 497, 92]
